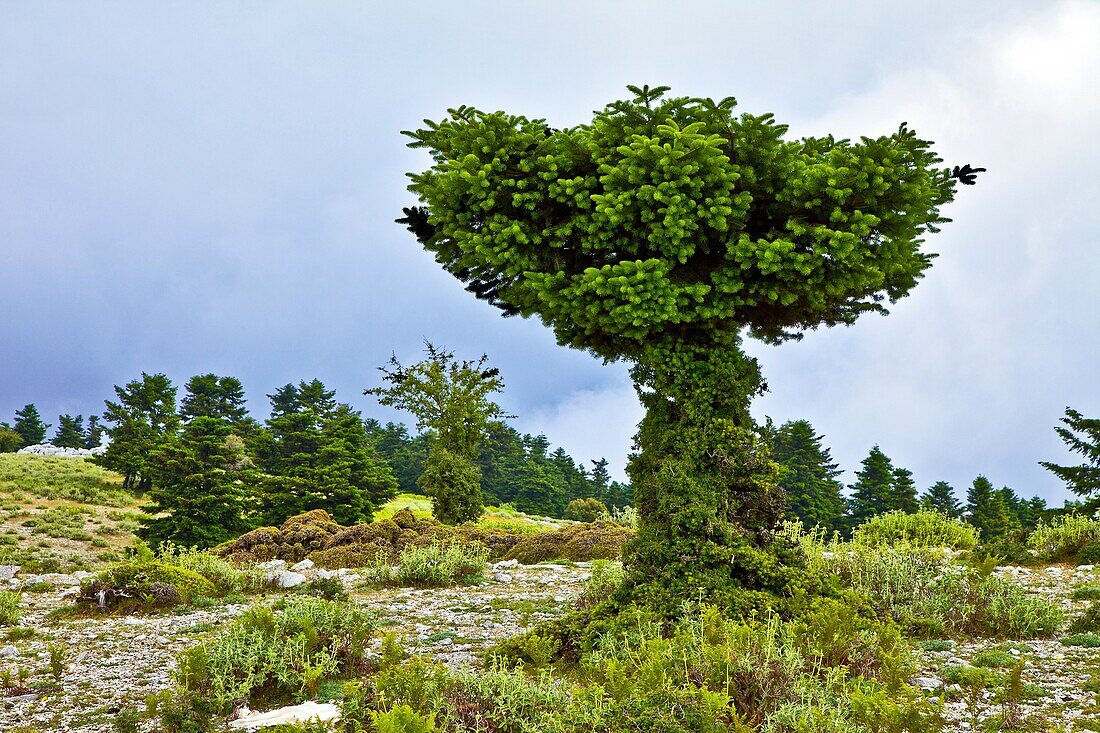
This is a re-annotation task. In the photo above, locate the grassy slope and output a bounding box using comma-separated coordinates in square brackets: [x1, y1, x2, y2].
[0, 453, 143, 572]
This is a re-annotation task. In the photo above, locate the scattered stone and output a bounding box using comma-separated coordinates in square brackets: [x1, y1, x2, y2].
[0, 565, 20, 581]
[274, 571, 307, 589]
[16, 443, 106, 457]
[227, 701, 340, 729]
[0, 645, 17, 658]
[912, 676, 942, 690]
[291, 559, 314, 572]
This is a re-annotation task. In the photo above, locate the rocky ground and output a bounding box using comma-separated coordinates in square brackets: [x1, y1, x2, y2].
[1, 561, 1097, 732]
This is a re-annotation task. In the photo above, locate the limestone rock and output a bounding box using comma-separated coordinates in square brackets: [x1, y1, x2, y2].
[228, 701, 340, 729]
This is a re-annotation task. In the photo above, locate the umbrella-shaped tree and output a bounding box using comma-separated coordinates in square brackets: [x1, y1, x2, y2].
[400, 85, 972, 614]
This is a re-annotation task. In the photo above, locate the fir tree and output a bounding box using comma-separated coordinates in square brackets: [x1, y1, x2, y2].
[890, 467, 920, 514]
[966, 475, 1016, 541]
[96, 374, 178, 492]
[847, 446, 896, 528]
[84, 415, 105, 448]
[13, 404, 49, 446]
[180, 374, 249, 424]
[366, 420, 429, 495]
[589, 458, 612, 506]
[139, 416, 250, 549]
[770, 419, 845, 530]
[253, 381, 397, 526]
[1040, 407, 1100, 499]
[52, 414, 85, 448]
[921, 481, 962, 518]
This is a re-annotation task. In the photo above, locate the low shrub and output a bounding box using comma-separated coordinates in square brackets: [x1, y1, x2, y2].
[77, 561, 216, 611]
[395, 543, 487, 587]
[1072, 584, 1100, 600]
[851, 510, 980, 550]
[1061, 632, 1100, 648]
[157, 544, 269, 595]
[0, 590, 20, 626]
[1068, 601, 1100, 634]
[503, 521, 633, 564]
[563, 498, 608, 523]
[1027, 513, 1100, 562]
[371, 705, 436, 732]
[174, 596, 374, 713]
[576, 560, 624, 610]
[826, 546, 1062, 638]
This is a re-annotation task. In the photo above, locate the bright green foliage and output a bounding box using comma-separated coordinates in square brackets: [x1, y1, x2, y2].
[847, 446, 899, 528]
[394, 542, 488, 587]
[52, 413, 85, 448]
[13, 403, 49, 446]
[921, 481, 962, 519]
[1027, 513, 1100, 561]
[139, 416, 251, 549]
[371, 705, 437, 733]
[78, 560, 217, 610]
[368, 344, 509, 524]
[253, 380, 398, 526]
[0, 423, 22, 453]
[174, 596, 374, 713]
[366, 420, 429, 494]
[403, 84, 960, 613]
[1040, 407, 1100, 498]
[769, 418, 845, 530]
[180, 373, 250, 425]
[96, 373, 179, 492]
[565, 497, 608, 522]
[83, 414, 104, 449]
[851, 510, 979, 549]
[0, 591, 20, 626]
[966, 475, 1017, 541]
[418, 447, 484, 525]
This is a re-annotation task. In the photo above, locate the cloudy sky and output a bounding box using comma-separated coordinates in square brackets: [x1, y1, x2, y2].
[2, 1, 1097, 503]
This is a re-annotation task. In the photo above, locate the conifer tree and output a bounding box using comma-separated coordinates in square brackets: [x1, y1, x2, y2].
[96, 374, 178, 492]
[84, 415, 105, 449]
[368, 344, 509, 524]
[890, 467, 920, 514]
[401, 84, 969, 613]
[139, 416, 250, 549]
[13, 404, 49, 446]
[966, 475, 1016, 541]
[52, 414, 86, 448]
[770, 419, 845, 530]
[180, 374, 250, 425]
[847, 446, 896, 528]
[365, 420, 429, 495]
[1040, 407, 1100, 499]
[254, 380, 397, 526]
[921, 481, 962, 518]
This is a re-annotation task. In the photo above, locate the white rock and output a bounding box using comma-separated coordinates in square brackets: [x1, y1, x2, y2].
[228, 701, 340, 730]
[1077, 564, 1095, 571]
[912, 676, 942, 690]
[0, 565, 20, 581]
[493, 559, 519, 568]
[16, 443, 106, 457]
[0, 645, 17, 658]
[492, 572, 513, 583]
[275, 571, 307, 589]
[291, 559, 314, 572]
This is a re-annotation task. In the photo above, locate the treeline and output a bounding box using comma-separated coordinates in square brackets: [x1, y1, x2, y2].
[766, 418, 1071, 544]
[3, 365, 627, 548]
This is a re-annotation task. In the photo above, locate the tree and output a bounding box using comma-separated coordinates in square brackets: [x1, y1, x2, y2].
[0, 423, 22, 453]
[96, 374, 179, 492]
[966, 475, 1016, 541]
[253, 380, 397, 526]
[890, 467, 920, 514]
[565, 497, 609, 522]
[1040, 407, 1100, 499]
[84, 415, 105, 449]
[401, 84, 965, 614]
[139, 416, 251, 549]
[13, 404, 49, 446]
[180, 374, 250, 424]
[52, 414, 85, 448]
[366, 419, 429, 495]
[921, 481, 962, 519]
[367, 344, 510, 524]
[847, 446, 897, 528]
[769, 419, 845, 531]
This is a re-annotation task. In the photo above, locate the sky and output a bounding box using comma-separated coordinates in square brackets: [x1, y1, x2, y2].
[2, 1, 1097, 503]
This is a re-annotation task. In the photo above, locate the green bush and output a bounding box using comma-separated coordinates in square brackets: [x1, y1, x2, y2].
[1027, 513, 1100, 562]
[157, 544, 269, 595]
[503, 521, 633, 564]
[1061, 632, 1100, 648]
[851, 510, 979, 550]
[1072, 584, 1100, 600]
[1069, 601, 1100, 634]
[826, 546, 1062, 638]
[576, 560, 624, 610]
[371, 705, 436, 732]
[77, 561, 217, 611]
[563, 498, 608, 523]
[0, 591, 21, 626]
[395, 543, 487, 587]
[174, 596, 374, 713]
